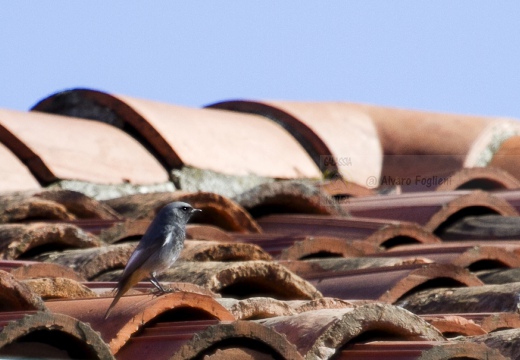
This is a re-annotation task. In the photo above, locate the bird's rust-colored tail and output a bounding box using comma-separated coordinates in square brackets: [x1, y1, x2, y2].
[104, 270, 146, 319]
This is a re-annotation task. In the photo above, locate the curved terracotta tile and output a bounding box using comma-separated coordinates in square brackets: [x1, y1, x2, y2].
[343, 190, 519, 235]
[45, 291, 234, 355]
[98, 219, 150, 243]
[104, 192, 260, 233]
[278, 236, 377, 260]
[345, 103, 520, 191]
[36, 243, 136, 280]
[33, 89, 320, 179]
[426, 191, 519, 233]
[0, 223, 101, 260]
[181, 240, 271, 262]
[0, 311, 114, 359]
[477, 268, 520, 285]
[217, 297, 295, 320]
[22, 277, 97, 300]
[468, 328, 520, 360]
[342, 342, 505, 360]
[0, 270, 46, 311]
[208, 100, 383, 188]
[257, 214, 441, 249]
[0, 108, 168, 185]
[8, 262, 85, 281]
[170, 321, 304, 360]
[384, 243, 520, 271]
[480, 312, 520, 333]
[317, 178, 376, 198]
[303, 263, 482, 303]
[153, 261, 322, 300]
[421, 314, 487, 337]
[35, 189, 121, 219]
[0, 142, 40, 192]
[288, 297, 360, 314]
[436, 167, 520, 192]
[0, 189, 121, 223]
[488, 135, 520, 182]
[0, 194, 73, 223]
[281, 257, 433, 278]
[257, 303, 444, 359]
[186, 224, 235, 242]
[380, 263, 483, 304]
[232, 181, 346, 217]
[84, 281, 217, 299]
[399, 282, 520, 314]
[217, 297, 356, 321]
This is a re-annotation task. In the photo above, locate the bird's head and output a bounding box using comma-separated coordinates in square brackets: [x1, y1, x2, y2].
[157, 201, 201, 225]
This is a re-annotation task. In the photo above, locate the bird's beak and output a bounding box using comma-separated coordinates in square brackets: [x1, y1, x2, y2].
[192, 208, 202, 214]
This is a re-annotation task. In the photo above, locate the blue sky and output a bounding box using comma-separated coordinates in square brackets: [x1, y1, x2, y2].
[2, 2, 520, 118]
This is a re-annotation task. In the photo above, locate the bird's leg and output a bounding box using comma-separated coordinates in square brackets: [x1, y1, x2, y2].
[149, 272, 172, 295]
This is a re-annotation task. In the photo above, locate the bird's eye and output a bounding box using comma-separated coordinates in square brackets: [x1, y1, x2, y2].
[181, 207, 189, 212]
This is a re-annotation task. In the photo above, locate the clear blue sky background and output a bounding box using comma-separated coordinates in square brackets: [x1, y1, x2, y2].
[1, 2, 520, 118]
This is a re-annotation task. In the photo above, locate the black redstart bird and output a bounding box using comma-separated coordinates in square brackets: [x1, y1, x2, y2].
[104, 201, 201, 319]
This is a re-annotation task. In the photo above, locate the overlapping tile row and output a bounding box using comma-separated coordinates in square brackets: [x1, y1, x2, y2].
[0, 186, 519, 359]
[2, 90, 520, 358]
[0, 88, 519, 195]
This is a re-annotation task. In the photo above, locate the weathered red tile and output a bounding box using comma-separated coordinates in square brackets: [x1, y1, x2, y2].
[382, 243, 520, 271]
[0, 270, 46, 311]
[421, 314, 487, 337]
[22, 277, 97, 300]
[7, 261, 85, 281]
[303, 263, 482, 303]
[98, 261, 322, 301]
[0, 189, 121, 223]
[0, 311, 113, 359]
[278, 236, 378, 260]
[0, 142, 40, 193]
[104, 192, 260, 233]
[170, 321, 304, 360]
[36, 243, 136, 280]
[0, 223, 101, 260]
[317, 177, 376, 198]
[468, 328, 520, 359]
[208, 100, 383, 188]
[45, 292, 234, 355]
[257, 303, 444, 359]
[343, 190, 519, 235]
[232, 180, 346, 217]
[181, 240, 271, 262]
[0, 108, 168, 185]
[479, 312, 520, 332]
[399, 282, 520, 314]
[186, 224, 234, 242]
[217, 297, 354, 320]
[280, 257, 433, 278]
[436, 166, 520, 192]
[257, 214, 441, 249]
[33, 89, 321, 179]
[488, 135, 520, 182]
[339, 341, 505, 360]
[343, 103, 518, 192]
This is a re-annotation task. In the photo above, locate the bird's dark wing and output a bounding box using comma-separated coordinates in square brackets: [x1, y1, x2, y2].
[117, 230, 168, 288]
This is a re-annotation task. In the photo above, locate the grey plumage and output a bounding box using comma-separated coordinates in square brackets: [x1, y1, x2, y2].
[104, 201, 200, 319]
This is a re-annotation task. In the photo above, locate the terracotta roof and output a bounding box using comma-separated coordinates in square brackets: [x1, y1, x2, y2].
[33, 90, 321, 180]
[2, 91, 520, 358]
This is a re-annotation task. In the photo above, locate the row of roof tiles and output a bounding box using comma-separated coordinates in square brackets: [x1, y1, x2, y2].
[0, 185, 520, 358]
[2, 88, 520, 198]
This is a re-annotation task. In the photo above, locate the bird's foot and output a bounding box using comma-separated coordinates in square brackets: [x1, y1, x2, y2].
[149, 286, 173, 297]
